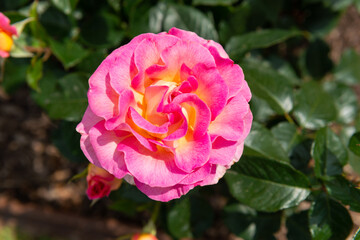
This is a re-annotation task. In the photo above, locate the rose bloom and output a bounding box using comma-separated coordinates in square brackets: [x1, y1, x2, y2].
[0, 13, 17, 58]
[131, 233, 158, 240]
[86, 163, 122, 200]
[77, 28, 252, 202]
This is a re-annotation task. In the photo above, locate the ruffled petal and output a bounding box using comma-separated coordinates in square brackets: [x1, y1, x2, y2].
[118, 136, 187, 187]
[193, 63, 228, 120]
[88, 121, 128, 179]
[174, 132, 211, 173]
[134, 179, 194, 202]
[208, 94, 251, 141]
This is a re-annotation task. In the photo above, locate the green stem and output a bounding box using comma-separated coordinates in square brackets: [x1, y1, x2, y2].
[151, 201, 161, 223]
[284, 112, 295, 124]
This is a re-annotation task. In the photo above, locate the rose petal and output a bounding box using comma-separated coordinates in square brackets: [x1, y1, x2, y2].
[76, 106, 103, 134]
[193, 63, 228, 120]
[208, 137, 242, 166]
[134, 178, 194, 202]
[208, 94, 252, 141]
[118, 136, 187, 187]
[174, 132, 211, 173]
[88, 121, 128, 179]
[178, 163, 212, 185]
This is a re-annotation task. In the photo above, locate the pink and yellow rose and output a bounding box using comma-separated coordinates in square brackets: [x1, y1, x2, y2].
[77, 28, 252, 202]
[0, 13, 17, 58]
[86, 163, 122, 200]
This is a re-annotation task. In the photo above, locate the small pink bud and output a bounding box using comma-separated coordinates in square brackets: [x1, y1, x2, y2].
[86, 164, 122, 200]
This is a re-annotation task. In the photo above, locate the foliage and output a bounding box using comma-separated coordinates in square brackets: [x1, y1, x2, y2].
[1, 0, 360, 239]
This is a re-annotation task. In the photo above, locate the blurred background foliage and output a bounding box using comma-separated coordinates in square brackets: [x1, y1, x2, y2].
[1, 0, 360, 239]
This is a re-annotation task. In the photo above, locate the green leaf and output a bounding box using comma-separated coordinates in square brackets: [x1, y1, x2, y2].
[267, 55, 301, 85]
[311, 127, 348, 178]
[305, 38, 333, 79]
[293, 81, 337, 129]
[303, 4, 340, 37]
[226, 29, 302, 60]
[80, 10, 124, 48]
[225, 156, 310, 212]
[335, 49, 360, 85]
[324, 81, 358, 124]
[50, 0, 78, 15]
[49, 38, 89, 69]
[193, 0, 237, 6]
[248, 0, 283, 23]
[109, 198, 140, 217]
[286, 211, 312, 240]
[163, 4, 218, 41]
[2, 58, 29, 94]
[309, 194, 353, 240]
[26, 56, 43, 91]
[52, 121, 87, 163]
[249, 95, 276, 123]
[33, 72, 88, 121]
[241, 59, 294, 114]
[254, 212, 282, 240]
[290, 139, 313, 173]
[167, 198, 193, 239]
[190, 197, 214, 237]
[39, 6, 73, 40]
[244, 122, 289, 163]
[349, 132, 360, 156]
[325, 175, 360, 212]
[12, 17, 34, 37]
[271, 122, 302, 155]
[223, 204, 257, 238]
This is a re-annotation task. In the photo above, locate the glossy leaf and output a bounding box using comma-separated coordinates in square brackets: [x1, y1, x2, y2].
[334, 49, 360, 85]
[226, 29, 302, 60]
[163, 4, 218, 41]
[271, 122, 302, 155]
[50, 38, 89, 70]
[293, 81, 337, 129]
[249, 96, 276, 123]
[167, 198, 192, 239]
[349, 132, 360, 156]
[325, 175, 360, 212]
[309, 194, 353, 240]
[241, 59, 294, 114]
[324, 81, 358, 124]
[225, 156, 310, 212]
[244, 122, 289, 163]
[290, 139, 313, 174]
[311, 127, 347, 178]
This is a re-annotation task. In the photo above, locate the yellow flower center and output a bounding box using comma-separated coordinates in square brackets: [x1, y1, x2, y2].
[0, 31, 14, 52]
